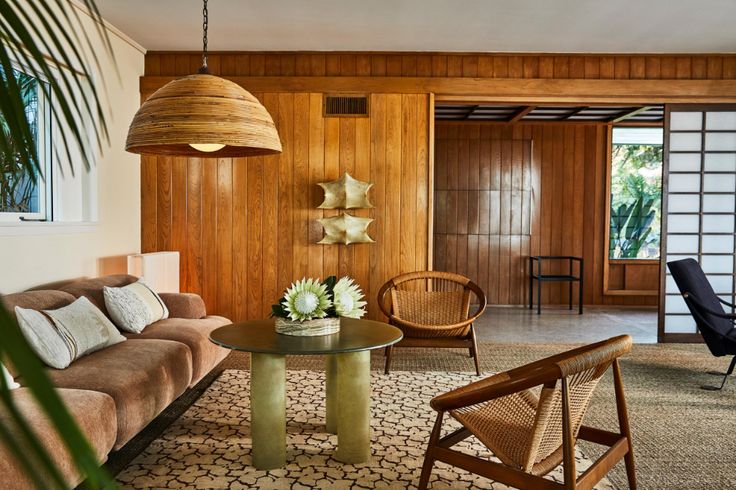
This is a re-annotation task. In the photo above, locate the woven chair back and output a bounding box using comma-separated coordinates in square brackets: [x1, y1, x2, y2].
[385, 272, 484, 338]
[523, 336, 632, 471]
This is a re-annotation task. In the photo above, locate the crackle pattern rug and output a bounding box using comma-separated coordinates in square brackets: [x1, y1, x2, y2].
[115, 370, 611, 489]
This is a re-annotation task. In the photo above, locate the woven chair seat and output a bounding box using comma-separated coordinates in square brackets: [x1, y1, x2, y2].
[451, 389, 541, 473]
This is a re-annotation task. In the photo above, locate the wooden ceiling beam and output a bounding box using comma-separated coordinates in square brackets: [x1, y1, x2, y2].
[561, 106, 587, 120]
[141, 77, 736, 104]
[463, 104, 479, 120]
[610, 106, 655, 123]
[508, 105, 535, 123]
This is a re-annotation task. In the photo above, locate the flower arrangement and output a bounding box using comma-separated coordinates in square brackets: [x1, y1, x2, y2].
[271, 276, 367, 336]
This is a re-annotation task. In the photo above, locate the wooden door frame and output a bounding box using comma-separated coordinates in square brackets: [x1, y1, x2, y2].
[602, 123, 660, 297]
[658, 103, 736, 343]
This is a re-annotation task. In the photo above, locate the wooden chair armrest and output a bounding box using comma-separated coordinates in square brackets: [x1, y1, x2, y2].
[387, 313, 479, 333]
[430, 367, 558, 412]
[430, 335, 632, 412]
[377, 280, 394, 318]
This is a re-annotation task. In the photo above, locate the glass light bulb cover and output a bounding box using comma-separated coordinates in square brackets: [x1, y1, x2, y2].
[189, 143, 226, 152]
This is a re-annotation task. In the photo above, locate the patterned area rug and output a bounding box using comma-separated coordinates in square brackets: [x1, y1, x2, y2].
[116, 370, 612, 489]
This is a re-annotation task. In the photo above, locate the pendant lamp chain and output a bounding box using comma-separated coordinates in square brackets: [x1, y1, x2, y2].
[198, 0, 209, 73]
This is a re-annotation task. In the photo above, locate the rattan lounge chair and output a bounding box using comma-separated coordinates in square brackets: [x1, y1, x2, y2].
[419, 335, 636, 490]
[377, 271, 487, 375]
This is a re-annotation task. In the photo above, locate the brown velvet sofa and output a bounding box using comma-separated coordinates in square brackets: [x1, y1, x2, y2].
[0, 275, 230, 489]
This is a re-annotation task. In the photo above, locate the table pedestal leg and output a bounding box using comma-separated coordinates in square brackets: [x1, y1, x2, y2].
[335, 350, 371, 464]
[250, 352, 286, 469]
[325, 354, 338, 434]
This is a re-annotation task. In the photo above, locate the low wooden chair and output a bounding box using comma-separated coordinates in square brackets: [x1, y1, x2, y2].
[378, 271, 487, 375]
[419, 335, 636, 490]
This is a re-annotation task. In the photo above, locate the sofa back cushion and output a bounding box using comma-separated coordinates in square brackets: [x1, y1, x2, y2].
[2, 290, 76, 313]
[59, 274, 138, 318]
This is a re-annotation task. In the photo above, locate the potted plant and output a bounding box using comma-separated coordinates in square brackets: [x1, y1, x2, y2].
[271, 276, 367, 336]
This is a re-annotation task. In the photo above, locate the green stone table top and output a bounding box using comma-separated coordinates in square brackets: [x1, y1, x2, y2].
[210, 317, 403, 355]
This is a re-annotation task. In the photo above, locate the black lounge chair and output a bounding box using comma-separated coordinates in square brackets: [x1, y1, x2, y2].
[667, 258, 736, 390]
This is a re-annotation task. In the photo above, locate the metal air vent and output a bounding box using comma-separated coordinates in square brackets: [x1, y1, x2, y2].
[324, 95, 369, 117]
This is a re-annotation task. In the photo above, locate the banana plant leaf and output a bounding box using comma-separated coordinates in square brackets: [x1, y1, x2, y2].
[610, 196, 658, 259]
[0, 0, 117, 488]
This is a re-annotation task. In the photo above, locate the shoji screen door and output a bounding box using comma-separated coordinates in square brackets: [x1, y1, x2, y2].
[660, 105, 736, 342]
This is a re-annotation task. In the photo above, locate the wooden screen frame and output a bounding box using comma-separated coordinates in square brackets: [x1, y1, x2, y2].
[658, 103, 736, 343]
[603, 123, 662, 297]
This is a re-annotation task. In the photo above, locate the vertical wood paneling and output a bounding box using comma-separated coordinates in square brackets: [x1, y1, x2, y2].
[140, 51, 726, 317]
[150, 52, 736, 81]
[141, 156, 157, 252]
[216, 159, 233, 319]
[433, 131, 533, 303]
[142, 91, 431, 321]
[434, 122, 656, 307]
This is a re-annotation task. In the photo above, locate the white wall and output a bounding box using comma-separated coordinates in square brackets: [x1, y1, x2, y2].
[0, 2, 145, 292]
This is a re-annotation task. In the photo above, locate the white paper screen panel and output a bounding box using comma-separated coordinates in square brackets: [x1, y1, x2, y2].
[662, 108, 736, 337]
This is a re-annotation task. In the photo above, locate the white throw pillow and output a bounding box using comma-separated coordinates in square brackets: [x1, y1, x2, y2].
[15, 307, 73, 369]
[1, 363, 19, 390]
[103, 280, 169, 333]
[15, 297, 126, 369]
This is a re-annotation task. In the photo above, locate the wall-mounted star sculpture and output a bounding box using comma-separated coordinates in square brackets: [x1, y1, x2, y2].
[318, 172, 373, 209]
[317, 213, 374, 245]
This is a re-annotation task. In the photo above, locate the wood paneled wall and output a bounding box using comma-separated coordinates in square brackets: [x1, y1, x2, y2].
[434, 122, 657, 307]
[141, 93, 430, 321]
[434, 138, 535, 304]
[141, 51, 722, 315]
[145, 52, 736, 80]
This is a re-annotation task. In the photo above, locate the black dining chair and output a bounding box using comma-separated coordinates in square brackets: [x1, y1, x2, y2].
[667, 258, 736, 390]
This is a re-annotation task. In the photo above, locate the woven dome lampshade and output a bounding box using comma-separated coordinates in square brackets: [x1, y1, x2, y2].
[125, 0, 281, 158]
[126, 74, 282, 157]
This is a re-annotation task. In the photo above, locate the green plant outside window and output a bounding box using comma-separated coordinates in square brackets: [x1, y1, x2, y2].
[609, 127, 663, 260]
[0, 66, 48, 216]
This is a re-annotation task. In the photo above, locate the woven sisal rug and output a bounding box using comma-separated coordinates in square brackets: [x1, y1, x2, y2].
[115, 370, 612, 489]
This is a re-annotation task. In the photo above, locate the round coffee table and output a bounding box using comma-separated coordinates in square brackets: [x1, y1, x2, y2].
[209, 317, 402, 470]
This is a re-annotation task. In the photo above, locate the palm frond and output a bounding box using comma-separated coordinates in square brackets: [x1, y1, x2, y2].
[0, 0, 118, 488]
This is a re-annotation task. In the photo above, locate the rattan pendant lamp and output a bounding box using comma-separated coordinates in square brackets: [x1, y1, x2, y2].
[125, 0, 281, 157]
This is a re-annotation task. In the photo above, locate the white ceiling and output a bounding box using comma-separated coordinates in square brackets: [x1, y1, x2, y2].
[97, 0, 736, 53]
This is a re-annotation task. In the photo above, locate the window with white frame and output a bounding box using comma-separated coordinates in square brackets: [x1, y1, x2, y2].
[0, 65, 51, 221]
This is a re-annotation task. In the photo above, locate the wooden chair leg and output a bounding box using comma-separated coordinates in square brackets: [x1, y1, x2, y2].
[384, 345, 394, 375]
[560, 378, 577, 490]
[613, 359, 637, 489]
[470, 326, 481, 376]
[418, 412, 444, 490]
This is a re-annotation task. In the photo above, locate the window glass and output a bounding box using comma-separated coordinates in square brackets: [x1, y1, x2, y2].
[0, 66, 50, 220]
[609, 127, 663, 259]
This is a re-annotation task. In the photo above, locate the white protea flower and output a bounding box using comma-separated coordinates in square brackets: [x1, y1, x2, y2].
[332, 277, 367, 319]
[283, 278, 332, 321]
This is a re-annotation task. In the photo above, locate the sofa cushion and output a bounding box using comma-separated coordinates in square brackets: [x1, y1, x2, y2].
[15, 297, 127, 370]
[2, 290, 75, 315]
[159, 292, 207, 319]
[2, 291, 77, 377]
[104, 280, 169, 333]
[126, 316, 230, 386]
[46, 339, 192, 449]
[0, 387, 116, 490]
[59, 274, 138, 318]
